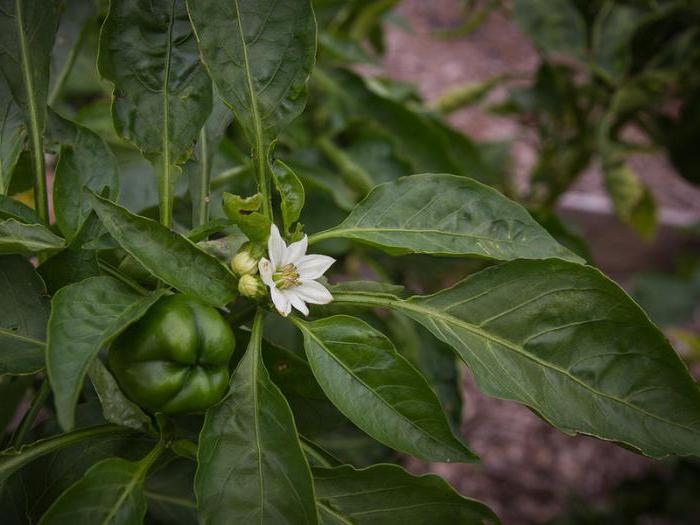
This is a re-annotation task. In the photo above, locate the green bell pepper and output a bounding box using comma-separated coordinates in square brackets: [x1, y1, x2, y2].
[108, 294, 235, 414]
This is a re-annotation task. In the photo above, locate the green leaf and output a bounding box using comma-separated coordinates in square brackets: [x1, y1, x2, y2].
[0, 0, 57, 217]
[272, 160, 305, 234]
[513, 0, 587, 60]
[0, 255, 49, 375]
[196, 311, 318, 525]
[603, 162, 657, 240]
[186, 95, 234, 227]
[0, 195, 41, 224]
[47, 110, 119, 241]
[37, 247, 101, 294]
[333, 259, 700, 459]
[47, 276, 166, 431]
[49, 0, 95, 104]
[221, 192, 272, 242]
[0, 219, 65, 255]
[0, 424, 129, 486]
[293, 315, 476, 463]
[145, 459, 198, 524]
[385, 314, 463, 426]
[311, 174, 580, 263]
[98, 0, 211, 164]
[592, 2, 646, 83]
[38, 443, 164, 525]
[0, 376, 31, 432]
[88, 191, 238, 307]
[0, 77, 25, 194]
[187, 0, 316, 145]
[88, 359, 152, 431]
[313, 464, 499, 525]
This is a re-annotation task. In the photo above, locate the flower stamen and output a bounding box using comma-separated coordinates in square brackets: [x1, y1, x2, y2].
[273, 263, 300, 289]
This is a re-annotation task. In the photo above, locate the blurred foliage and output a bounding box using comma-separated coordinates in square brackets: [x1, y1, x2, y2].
[547, 459, 700, 525]
[445, 0, 700, 239]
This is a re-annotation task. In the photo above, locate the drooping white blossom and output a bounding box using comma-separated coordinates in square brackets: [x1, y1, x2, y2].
[259, 225, 335, 316]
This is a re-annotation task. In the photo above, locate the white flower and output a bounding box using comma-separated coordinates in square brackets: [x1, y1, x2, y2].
[259, 225, 335, 317]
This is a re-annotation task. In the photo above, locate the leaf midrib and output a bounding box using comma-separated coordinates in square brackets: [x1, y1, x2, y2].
[334, 291, 700, 438]
[299, 324, 467, 460]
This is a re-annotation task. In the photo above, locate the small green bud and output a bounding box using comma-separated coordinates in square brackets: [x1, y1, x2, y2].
[238, 274, 265, 299]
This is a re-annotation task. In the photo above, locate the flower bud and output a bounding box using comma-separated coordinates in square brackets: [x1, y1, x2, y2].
[231, 251, 258, 276]
[230, 242, 265, 276]
[238, 274, 265, 299]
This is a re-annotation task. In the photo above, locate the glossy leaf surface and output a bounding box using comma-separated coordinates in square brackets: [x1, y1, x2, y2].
[0, 219, 65, 255]
[187, 0, 316, 144]
[88, 359, 152, 431]
[294, 315, 476, 463]
[98, 0, 211, 164]
[272, 160, 305, 234]
[39, 456, 151, 525]
[89, 192, 238, 307]
[196, 312, 317, 525]
[48, 110, 119, 241]
[0, 255, 49, 375]
[313, 464, 498, 525]
[0, 78, 25, 194]
[312, 174, 580, 262]
[47, 277, 165, 431]
[333, 259, 700, 458]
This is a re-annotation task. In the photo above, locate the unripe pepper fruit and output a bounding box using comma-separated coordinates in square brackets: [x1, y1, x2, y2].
[108, 294, 235, 414]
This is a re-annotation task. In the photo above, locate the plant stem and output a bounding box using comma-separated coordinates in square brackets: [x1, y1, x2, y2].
[193, 126, 210, 228]
[307, 228, 339, 246]
[158, 0, 176, 229]
[253, 136, 272, 221]
[0, 425, 130, 482]
[48, 22, 88, 107]
[9, 379, 51, 448]
[316, 136, 375, 196]
[15, 0, 49, 226]
[97, 259, 149, 295]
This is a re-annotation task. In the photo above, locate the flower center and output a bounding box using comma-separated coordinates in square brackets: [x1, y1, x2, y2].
[273, 263, 300, 289]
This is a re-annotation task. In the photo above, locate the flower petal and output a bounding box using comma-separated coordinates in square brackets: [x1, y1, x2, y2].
[288, 293, 309, 316]
[283, 235, 307, 266]
[296, 254, 335, 280]
[267, 224, 286, 269]
[295, 280, 333, 305]
[270, 286, 291, 317]
[258, 258, 275, 287]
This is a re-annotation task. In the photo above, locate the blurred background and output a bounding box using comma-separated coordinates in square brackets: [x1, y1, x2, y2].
[24, 0, 700, 523]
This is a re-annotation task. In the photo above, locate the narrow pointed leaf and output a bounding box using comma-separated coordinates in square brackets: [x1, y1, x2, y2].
[311, 174, 581, 263]
[0, 219, 65, 254]
[314, 464, 499, 525]
[38, 443, 162, 525]
[0, 424, 130, 486]
[0, 195, 41, 223]
[0, 78, 25, 194]
[293, 315, 476, 463]
[88, 191, 238, 307]
[0, 0, 57, 197]
[187, 0, 316, 144]
[0, 255, 49, 375]
[47, 276, 166, 431]
[98, 0, 211, 164]
[88, 359, 152, 431]
[196, 312, 318, 525]
[48, 110, 119, 241]
[272, 160, 305, 234]
[333, 260, 700, 458]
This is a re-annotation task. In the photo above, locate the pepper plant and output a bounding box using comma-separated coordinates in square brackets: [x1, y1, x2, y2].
[1, 1, 700, 524]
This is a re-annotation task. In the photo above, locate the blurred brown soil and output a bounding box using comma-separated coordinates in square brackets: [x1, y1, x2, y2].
[380, 1, 700, 524]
